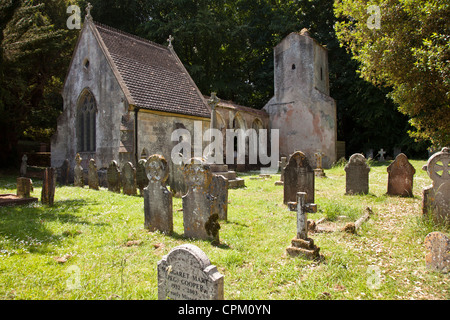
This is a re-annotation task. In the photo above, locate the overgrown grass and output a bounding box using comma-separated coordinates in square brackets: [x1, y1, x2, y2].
[0, 160, 448, 300]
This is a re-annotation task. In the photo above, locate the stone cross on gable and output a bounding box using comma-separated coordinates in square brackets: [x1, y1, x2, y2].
[167, 35, 174, 48]
[208, 92, 220, 110]
[86, 3, 93, 20]
[378, 148, 386, 161]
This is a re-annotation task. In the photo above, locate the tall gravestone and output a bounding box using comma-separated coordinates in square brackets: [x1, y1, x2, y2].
[183, 158, 220, 243]
[107, 160, 121, 193]
[41, 168, 56, 206]
[210, 175, 229, 221]
[122, 162, 137, 196]
[157, 244, 224, 300]
[422, 147, 450, 224]
[20, 155, 28, 177]
[424, 232, 449, 273]
[74, 153, 84, 187]
[345, 154, 370, 195]
[144, 155, 173, 234]
[136, 159, 149, 196]
[387, 153, 416, 197]
[88, 159, 99, 190]
[59, 159, 70, 185]
[275, 157, 287, 186]
[283, 151, 315, 204]
[314, 152, 326, 177]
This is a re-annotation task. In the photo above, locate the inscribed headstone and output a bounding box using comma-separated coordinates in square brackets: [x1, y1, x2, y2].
[74, 153, 84, 187]
[387, 153, 415, 197]
[41, 168, 56, 206]
[283, 151, 315, 204]
[182, 158, 220, 242]
[122, 162, 137, 196]
[88, 159, 99, 190]
[107, 160, 121, 193]
[424, 232, 449, 273]
[144, 155, 173, 234]
[157, 244, 224, 300]
[345, 153, 370, 195]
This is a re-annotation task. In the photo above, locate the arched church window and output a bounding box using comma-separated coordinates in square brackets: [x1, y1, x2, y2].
[77, 91, 97, 152]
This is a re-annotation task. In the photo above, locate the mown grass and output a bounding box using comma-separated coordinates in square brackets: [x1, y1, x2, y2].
[0, 160, 448, 300]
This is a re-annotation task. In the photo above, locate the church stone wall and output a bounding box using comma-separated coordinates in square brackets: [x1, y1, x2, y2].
[51, 23, 128, 171]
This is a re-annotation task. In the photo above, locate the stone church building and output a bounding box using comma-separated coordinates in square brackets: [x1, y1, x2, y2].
[51, 13, 336, 188]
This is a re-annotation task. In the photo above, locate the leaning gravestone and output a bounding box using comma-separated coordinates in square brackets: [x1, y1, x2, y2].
[387, 153, 416, 197]
[157, 244, 224, 300]
[17, 177, 32, 198]
[144, 155, 173, 234]
[74, 154, 84, 187]
[424, 232, 449, 273]
[41, 168, 56, 206]
[422, 147, 450, 224]
[136, 159, 149, 196]
[345, 153, 370, 195]
[183, 158, 220, 243]
[88, 159, 99, 190]
[107, 160, 121, 193]
[210, 175, 229, 221]
[122, 162, 137, 196]
[284, 151, 315, 204]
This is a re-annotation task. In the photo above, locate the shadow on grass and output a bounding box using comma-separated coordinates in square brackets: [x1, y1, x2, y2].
[0, 198, 107, 254]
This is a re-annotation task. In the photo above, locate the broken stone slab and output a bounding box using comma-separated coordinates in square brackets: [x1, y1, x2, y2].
[17, 177, 33, 199]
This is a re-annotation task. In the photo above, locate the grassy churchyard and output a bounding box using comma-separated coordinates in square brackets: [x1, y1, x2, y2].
[0, 159, 448, 300]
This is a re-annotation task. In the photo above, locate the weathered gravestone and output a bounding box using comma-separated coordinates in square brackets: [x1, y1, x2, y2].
[157, 244, 224, 300]
[20, 155, 28, 177]
[58, 159, 70, 185]
[136, 159, 149, 196]
[286, 192, 320, 260]
[283, 151, 315, 204]
[107, 160, 121, 193]
[422, 147, 450, 224]
[41, 168, 56, 206]
[424, 232, 450, 273]
[314, 152, 326, 177]
[88, 159, 99, 190]
[387, 153, 416, 197]
[345, 154, 370, 195]
[210, 175, 229, 221]
[183, 158, 220, 243]
[17, 177, 33, 198]
[144, 155, 173, 234]
[74, 154, 84, 187]
[122, 162, 137, 196]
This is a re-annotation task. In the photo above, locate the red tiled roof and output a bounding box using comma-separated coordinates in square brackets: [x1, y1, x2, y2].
[94, 22, 211, 119]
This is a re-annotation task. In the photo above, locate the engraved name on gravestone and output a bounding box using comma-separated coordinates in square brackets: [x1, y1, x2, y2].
[157, 244, 224, 300]
[387, 153, 416, 197]
[283, 151, 315, 204]
[144, 155, 173, 234]
[345, 153, 370, 195]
